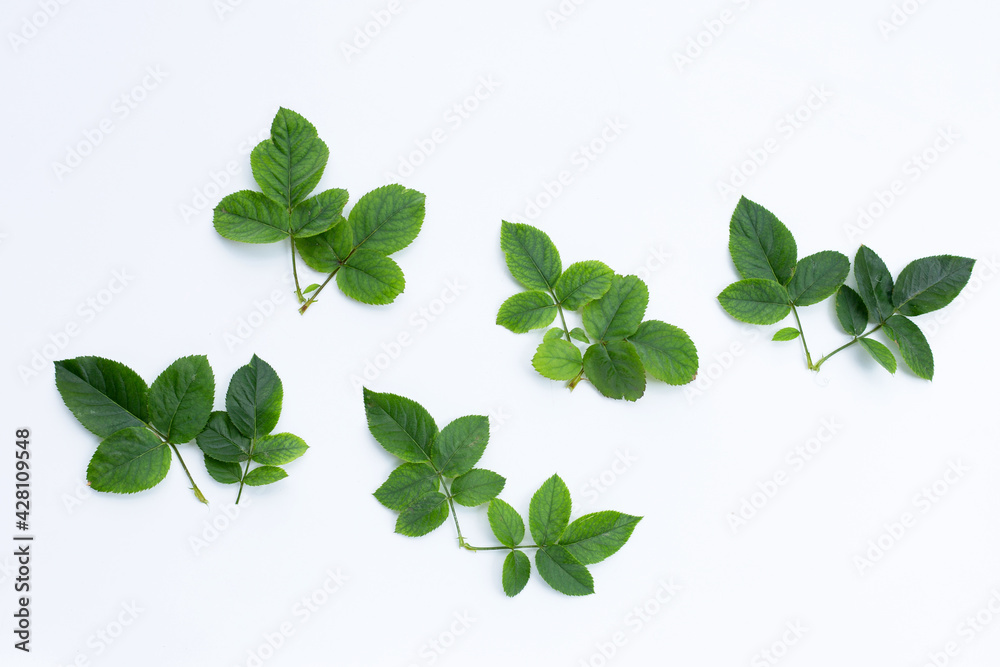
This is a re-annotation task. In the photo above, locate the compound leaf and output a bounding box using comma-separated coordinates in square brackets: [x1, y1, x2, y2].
[347, 184, 425, 255]
[148, 355, 214, 444]
[54, 357, 149, 438]
[500, 221, 562, 290]
[295, 218, 352, 273]
[87, 427, 170, 494]
[729, 196, 797, 285]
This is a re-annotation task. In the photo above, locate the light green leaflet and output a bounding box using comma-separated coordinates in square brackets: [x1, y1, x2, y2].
[497, 221, 699, 401]
[718, 196, 975, 378]
[213, 107, 426, 314]
[364, 389, 641, 597]
[55, 354, 307, 504]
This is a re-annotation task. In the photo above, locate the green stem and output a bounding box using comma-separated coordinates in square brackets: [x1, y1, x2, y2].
[813, 322, 885, 370]
[438, 473, 539, 552]
[298, 266, 341, 315]
[790, 305, 815, 369]
[290, 238, 305, 304]
[168, 442, 208, 505]
[236, 438, 257, 505]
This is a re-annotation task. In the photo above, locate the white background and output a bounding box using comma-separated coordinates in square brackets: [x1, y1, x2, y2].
[3, 1, 1000, 665]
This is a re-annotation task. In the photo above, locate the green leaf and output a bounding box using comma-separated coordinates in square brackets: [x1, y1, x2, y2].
[836, 285, 869, 336]
[728, 196, 797, 285]
[290, 188, 349, 238]
[250, 107, 329, 209]
[362, 389, 437, 463]
[148, 355, 214, 444]
[882, 315, 934, 379]
[302, 283, 321, 295]
[717, 279, 791, 325]
[488, 498, 525, 548]
[251, 433, 308, 466]
[295, 218, 351, 273]
[554, 261, 614, 310]
[87, 427, 169, 493]
[543, 328, 565, 342]
[243, 465, 288, 486]
[532, 339, 584, 381]
[581, 275, 648, 342]
[854, 246, 895, 323]
[373, 463, 439, 511]
[627, 320, 698, 385]
[859, 338, 897, 374]
[195, 411, 251, 462]
[892, 255, 976, 316]
[226, 355, 283, 440]
[786, 251, 850, 306]
[500, 221, 562, 290]
[502, 550, 531, 597]
[347, 184, 425, 255]
[535, 545, 594, 596]
[213, 190, 291, 243]
[336, 249, 405, 305]
[559, 511, 642, 565]
[569, 327, 590, 344]
[496, 291, 557, 333]
[432, 415, 490, 477]
[772, 327, 801, 342]
[54, 357, 149, 438]
[583, 340, 646, 401]
[451, 469, 506, 507]
[204, 455, 242, 484]
[529, 474, 572, 546]
[395, 492, 449, 537]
